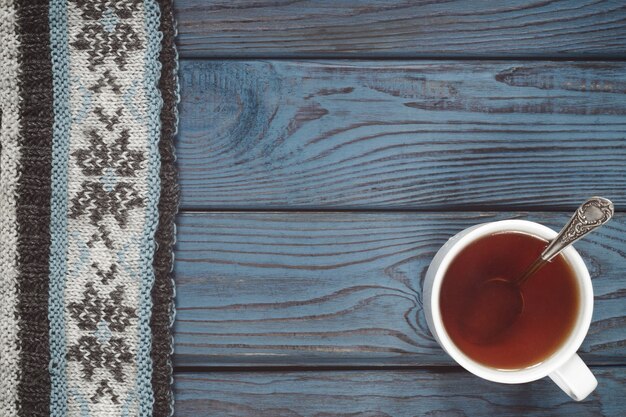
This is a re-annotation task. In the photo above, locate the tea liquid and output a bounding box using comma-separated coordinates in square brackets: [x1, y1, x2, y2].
[439, 232, 580, 370]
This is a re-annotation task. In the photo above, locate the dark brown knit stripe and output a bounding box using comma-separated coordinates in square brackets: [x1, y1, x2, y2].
[15, 0, 53, 416]
[151, 0, 179, 415]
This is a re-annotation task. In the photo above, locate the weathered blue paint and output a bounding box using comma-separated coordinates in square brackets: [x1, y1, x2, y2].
[176, 60, 626, 210]
[174, 368, 626, 416]
[172, 3, 626, 413]
[175, 0, 626, 58]
[172, 211, 626, 368]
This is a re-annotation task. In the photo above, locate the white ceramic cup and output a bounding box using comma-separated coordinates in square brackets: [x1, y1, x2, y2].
[423, 219, 597, 401]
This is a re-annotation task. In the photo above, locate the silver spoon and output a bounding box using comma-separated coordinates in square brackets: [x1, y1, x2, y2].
[464, 197, 614, 344]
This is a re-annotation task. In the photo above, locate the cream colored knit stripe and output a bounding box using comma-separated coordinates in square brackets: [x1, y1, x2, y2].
[0, 0, 22, 415]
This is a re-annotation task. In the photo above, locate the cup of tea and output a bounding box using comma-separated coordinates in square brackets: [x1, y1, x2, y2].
[423, 219, 597, 401]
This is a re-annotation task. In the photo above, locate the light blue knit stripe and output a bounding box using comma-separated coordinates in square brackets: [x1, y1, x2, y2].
[48, 0, 71, 415]
[136, 0, 164, 415]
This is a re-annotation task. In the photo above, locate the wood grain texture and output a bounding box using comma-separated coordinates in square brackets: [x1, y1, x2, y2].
[173, 211, 626, 367]
[178, 60, 626, 210]
[174, 367, 626, 417]
[175, 0, 626, 58]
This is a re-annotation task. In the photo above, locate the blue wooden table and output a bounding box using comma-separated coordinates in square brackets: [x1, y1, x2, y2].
[171, 1, 626, 415]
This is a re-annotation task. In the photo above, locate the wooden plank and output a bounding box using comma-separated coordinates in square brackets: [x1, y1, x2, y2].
[177, 60, 626, 210]
[173, 211, 626, 367]
[174, 367, 626, 417]
[175, 0, 626, 58]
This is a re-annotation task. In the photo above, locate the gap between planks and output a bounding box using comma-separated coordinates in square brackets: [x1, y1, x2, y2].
[178, 207, 626, 214]
[173, 364, 626, 374]
[180, 55, 626, 62]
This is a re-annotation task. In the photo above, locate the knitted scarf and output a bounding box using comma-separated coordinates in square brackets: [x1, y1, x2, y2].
[0, 1, 178, 416]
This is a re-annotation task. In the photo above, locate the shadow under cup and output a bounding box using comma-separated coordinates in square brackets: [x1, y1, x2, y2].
[439, 231, 581, 371]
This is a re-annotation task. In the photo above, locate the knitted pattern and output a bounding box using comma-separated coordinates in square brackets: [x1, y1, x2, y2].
[0, 1, 22, 415]
[0, 1, 178, 416]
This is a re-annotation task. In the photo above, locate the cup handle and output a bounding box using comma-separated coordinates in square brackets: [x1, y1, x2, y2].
[548, 354, 597, 401]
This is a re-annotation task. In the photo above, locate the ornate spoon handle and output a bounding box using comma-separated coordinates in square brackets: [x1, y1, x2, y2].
[542, 196, 614, 262]
[516, 197, 613, 286]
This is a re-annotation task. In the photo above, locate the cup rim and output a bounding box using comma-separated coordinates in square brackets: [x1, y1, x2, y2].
[428, 219, 594, 384]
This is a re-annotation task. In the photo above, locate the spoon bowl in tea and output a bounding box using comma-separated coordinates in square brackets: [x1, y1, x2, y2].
[462, 277, 524, 343]
[463, 197, 614, 344]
